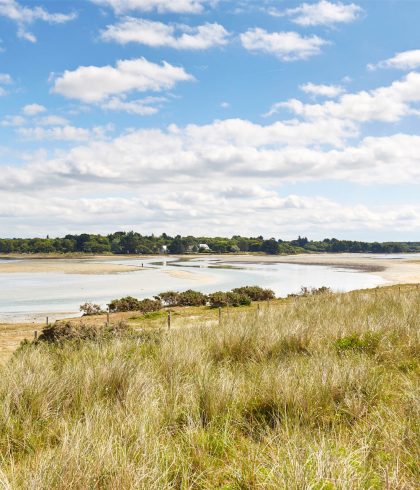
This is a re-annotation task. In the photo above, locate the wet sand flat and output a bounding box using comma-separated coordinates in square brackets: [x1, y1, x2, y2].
[1, 253, 420, 284]
[164, 269, 213, 282]
[214, 253, 420, 285]
[0, 259, 142, 275]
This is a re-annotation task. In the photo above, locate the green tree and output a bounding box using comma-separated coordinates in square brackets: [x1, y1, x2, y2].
[261, 239, 280, 255]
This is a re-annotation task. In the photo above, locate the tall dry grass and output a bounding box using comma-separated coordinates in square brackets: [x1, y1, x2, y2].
[0, 286, 419, 489]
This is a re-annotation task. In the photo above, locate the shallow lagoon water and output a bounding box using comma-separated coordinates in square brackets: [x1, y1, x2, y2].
[0, 256, 389, 322]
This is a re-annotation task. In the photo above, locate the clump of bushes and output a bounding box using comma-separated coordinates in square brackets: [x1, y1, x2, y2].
[178, 290, 207, 306]
[156, 290, 207, 307]
[38, 321, 131, 343]
[90, 285, 278, 314]
[80, 302, 104, 316]
[231, 286, 275, 301]
[138, 298, 162, 313]
[108, 297, 161, 313]
[206, 292, 229, 308]
[155, 291, 180, 307]
[208, 291, 251, 308]
[108, 296, 142, 312]
[208, 286, 275, 308]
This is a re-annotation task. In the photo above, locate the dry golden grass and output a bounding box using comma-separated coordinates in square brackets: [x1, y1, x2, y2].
[0, 285, 419, 489]
[0, 323, 36, 366]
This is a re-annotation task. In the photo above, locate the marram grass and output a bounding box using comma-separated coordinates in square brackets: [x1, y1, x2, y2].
[0, 286, 419, 489]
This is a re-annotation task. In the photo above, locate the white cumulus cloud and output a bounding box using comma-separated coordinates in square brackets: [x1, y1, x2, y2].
[52, 58, 194, 103]
[101, 18, 230, 50]
[368, 49, 420, 71]
[101, 96, 167, 115]
[22, 103, 46, 116]
[0, 0, 76, 42]
[240, 29, 328, 61]
[36, 115, 70, 126]
[300, 82, 344, 98]
[268, 72, 420, 122]
[90, 0, 213, 14]
[284, 1, 363, 26]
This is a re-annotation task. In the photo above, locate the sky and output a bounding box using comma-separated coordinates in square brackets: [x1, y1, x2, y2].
[0, 0, 420, 240]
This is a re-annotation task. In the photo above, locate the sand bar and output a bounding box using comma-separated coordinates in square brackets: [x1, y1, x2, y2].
[164, 269, 213, 282]
[0, 258, 143, 275]
[214, 253, 420, 285]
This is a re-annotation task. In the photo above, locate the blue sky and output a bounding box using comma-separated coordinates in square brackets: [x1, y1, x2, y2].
[0, 0, 420, 240]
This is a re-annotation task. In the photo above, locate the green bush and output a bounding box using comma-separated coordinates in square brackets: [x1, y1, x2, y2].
[137, 298, 162, 313]
[79, 302, 104, 316]
[155, 291, 180, 306]
[38, 321, 131, 343]
[231, 286, 275, 301]
[108, 296, 161, 313]
[178, 290, 208, 306]
[226, 291, 251, 307]
[208, 291, 251, 308]
[208, 291, 230, 308]
[108, 296, 142, 312]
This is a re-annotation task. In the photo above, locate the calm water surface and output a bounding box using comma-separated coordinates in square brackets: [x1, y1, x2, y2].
[0, 256, 394, 322]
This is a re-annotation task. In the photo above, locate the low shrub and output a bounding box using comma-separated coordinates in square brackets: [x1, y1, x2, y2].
[178, 290, 207, 307]
[208, 291, 230, 308]
[227, 292, 251, 307]
[208, 291, 251, 308]
[38, 321, 131, 343]
[155, 291, 180, 307]
[79, 302, 104, 316]
[108, 296, 142, 312]
[231, 286, 275, 301]
[108, 285, 272, 313]
[107, 297, 162, 313]
[137, 298, 162, 313]
[156, 290, 207, 307]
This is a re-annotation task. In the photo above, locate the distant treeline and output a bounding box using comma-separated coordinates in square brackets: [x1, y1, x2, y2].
[0, 232, 419, 255]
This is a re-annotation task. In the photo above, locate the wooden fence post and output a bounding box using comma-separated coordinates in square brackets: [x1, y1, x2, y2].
[167, 311, 171, 330]
[34, 330, 38, 341]
[218, 307, 222, 326]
